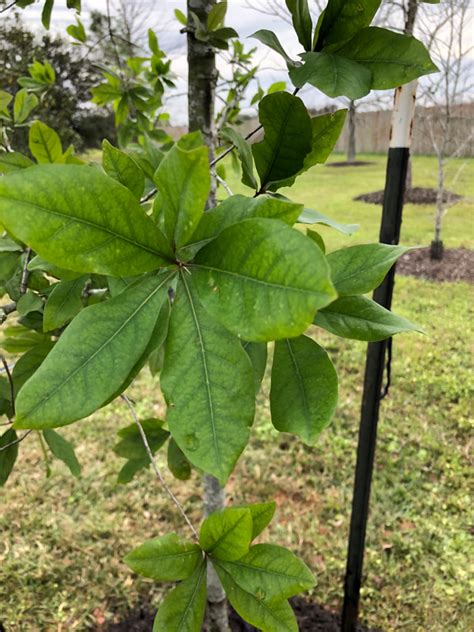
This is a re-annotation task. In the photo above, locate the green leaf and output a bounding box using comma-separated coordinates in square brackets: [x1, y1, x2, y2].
[17, 292, 43, 316]
[298, 208, 358, 235]
[251, 30, 295, 67]
[0, 428, 19, 486]
[161, 275, 254, 484]
[235, 502, 276, 540]
[316, 0, 381, 51]
[43, 428, 81, 477]
[0, 151, 34, 174]
[12, 343, 53, 393]
[124, 533, 202, 581]
[67, 18, 86, 43]
[252, 92, 312, 190]
[14, 273, 173, 430]
[314, 295, 422, 341]
[208, 1, 227, 31]
[221, 127, 257, 190]
[193, 218, 336, 342]
[327, 244, 408, 296]
[13, 89, 38, 125]
[243, 341, 267, 394]
[174, 8, 187, 25]
[200, 507, 253, 561]
[43, 277, 86, 332]
[271, 336, 338, 444]
[154, 143, 210, 250]
[66, 0, 81, 10]
[29, 121, 63, 164]
[0, 90, 12, 115]
[215, 543, 315, 602]
[114, 419, 169, 460]
[338, 27, 438, 89]
[215, 567, 298, 632]
[42, 0, 54, 29]
[285, 0, 313, 51]
[0, 165, 172, 276]
[290, 52, 372, 99]
[153, 562, 207, 632]
[167, 438, 192, 481]
[117, 458, 149, 484]
[102, 140, 145, 200]
[307, 229, 325, 253]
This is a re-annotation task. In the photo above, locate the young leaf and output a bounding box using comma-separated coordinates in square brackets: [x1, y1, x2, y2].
[154, 143, 210, 250]
[327, 244, 408, 296]
[298, 208, 358, 235]
[192, 218, 336, 342]
[0, 428, 19, 487]
[167, 438, 192, 481]
[114, 419, 169, 460]
[338, 27, 438, 89]
[315, 0, 381, 51]
[102, 140, 145, 200]
[174, 8, 187, 25]
[290, 52, 372, 100]
[0, 151, 35, 174]
[200, 507, 253, 561]
[215, 543, 315, 601]
[161, 275, 255, 484]
[0, 165, 172, 276]
[314, 295, 422, 341]
[252, 92, 312, 190]
[153, 562, 207, 632]
[271, 336, 338, 444]
[14, 273, 174, 430]
[221, 127, 258, 190]
[29, 121, 64, 164]
[43, 428, 81, 477]
[242, 341, 267, 394]
[215, 566, 298, 632]
[285, 0, 313, 51]
[13, 89, 38, 125]
[208, 1, 227, 31]
[124, 533, 203, 581]
[43, 277, 86, 332]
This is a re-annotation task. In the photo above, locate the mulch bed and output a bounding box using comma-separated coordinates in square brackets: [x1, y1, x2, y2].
[98, 598, 378, 631]
[326, 160, 374, 167]
[354, 187, 463, 205]
[397, 248, 474, 283]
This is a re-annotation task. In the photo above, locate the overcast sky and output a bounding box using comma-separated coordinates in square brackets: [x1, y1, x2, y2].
[19, 0, 474, 125]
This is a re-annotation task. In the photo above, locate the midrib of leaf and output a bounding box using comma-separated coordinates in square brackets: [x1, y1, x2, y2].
[261, 102, 294, 186]
[177, 562, 206, 630]
[221, 556, 307, 584]
[38, 125, 56, 162]
[285, 339, 311, 432]
[323, 305, 414, 329]
[180, 272, 221, 474]
[2, 197, 169, 260]
[20, 272, 175, 420]
[206, 512, 248, 554]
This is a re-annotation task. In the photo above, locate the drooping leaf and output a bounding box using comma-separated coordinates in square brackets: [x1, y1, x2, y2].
[285, 0, 313, 51]
[167, 438, 192, 481]
[102, 140, 145, 200]
[252, 92, 312, 190]
[298, 208, 358, 235]
[271, 336, 338, 444]
[14, 273, 174, 430]
[114, 419, 169, 460]
[161, 275, 254, 484]
[327, 244, 408, 296]
[193, 218, 336, 342]
[251, 30, 296, 67]
[153, 562, 207, 632]
[242, 341, 267, 394]
[13, 89, 38, 125]
[314, 295, 422, 341]
[316, 0, 381, 51]
[43, 428, 81, 477]
[200, 507, 253, 561]
[0, 429, 19, 486]
[43, 277, 87, 332]
[221, 127, 258, 190]
[41, 0, 54, 28]
[124, 533, 203, 581]
[216, 566, 298, 632]
[154, 142, 210, 250]
[0, 165, 172, 276]
[338, 27, 438, 90]
[29, 121, 64, 164]
[290, 52, 372, 99]
[215, 543, 315, 602]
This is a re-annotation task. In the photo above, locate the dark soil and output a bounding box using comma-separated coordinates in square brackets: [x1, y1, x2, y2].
[355, 187, 463, 205]
[397, 247, 474, 283]
[98, 598, 378, 631]
[326, 160, 374, 167]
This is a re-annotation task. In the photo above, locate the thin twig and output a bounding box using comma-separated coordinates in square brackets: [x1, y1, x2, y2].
[215, 174, 233, 197]
[1, 355, 15, 416]
[0, 1, 17, 14]
[19, 248, 32, 296]
[0, 430, 32, 453]
[121, 395, 199, 541]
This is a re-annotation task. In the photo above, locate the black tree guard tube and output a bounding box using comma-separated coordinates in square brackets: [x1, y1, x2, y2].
[341, 79, 418, 632]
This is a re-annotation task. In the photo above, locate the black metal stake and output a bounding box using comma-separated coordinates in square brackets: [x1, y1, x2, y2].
[341, 80, 418, 632]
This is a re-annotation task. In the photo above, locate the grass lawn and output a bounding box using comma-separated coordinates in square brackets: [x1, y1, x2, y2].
[1, 154, 473, 631]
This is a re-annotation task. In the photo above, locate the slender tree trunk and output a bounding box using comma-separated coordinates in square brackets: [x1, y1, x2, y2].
[431, 156, 445, 260]
[187, 2, 229, 630]
[405, 156, 413, 190]
[347, 100, 356, 163]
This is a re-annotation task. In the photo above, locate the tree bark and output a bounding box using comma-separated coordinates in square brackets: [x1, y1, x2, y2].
[347, 100, 356, 163]
[187, 2, 229, 630]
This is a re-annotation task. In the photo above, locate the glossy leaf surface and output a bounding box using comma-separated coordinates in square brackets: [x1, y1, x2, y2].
[200, 507, 253, 561]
